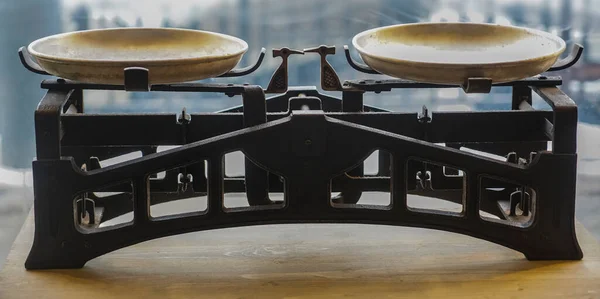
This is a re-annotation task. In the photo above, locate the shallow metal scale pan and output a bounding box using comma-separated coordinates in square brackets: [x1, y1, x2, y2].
[25, 28, 248, 84]
[352, 22, 567, 84]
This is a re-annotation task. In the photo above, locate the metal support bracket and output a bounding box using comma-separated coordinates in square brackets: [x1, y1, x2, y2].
[416, 105, 433, 191]
[462, 77, 493, 93]
[266, 47, 304, 94]
[177, 107, 192, 193]
[124, 67, 150, 92]
[218, 48, 267, 77]
[18, 46, 50, 75]
[19, 46, 267, 86]
[343, 45, 380, 74]
[304, 45, 343, 91]
[547, 43, 584, 72]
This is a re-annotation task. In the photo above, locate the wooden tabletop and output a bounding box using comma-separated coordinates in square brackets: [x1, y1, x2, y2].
[1, 210, 599, 299]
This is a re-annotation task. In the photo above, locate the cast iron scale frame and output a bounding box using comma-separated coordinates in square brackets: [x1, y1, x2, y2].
[18, 42, 585, 270]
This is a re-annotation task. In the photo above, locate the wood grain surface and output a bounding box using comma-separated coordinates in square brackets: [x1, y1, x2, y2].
[1, 209, 599, 299]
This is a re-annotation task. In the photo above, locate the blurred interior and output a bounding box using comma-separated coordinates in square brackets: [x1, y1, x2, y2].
[0, 0, 599, 267]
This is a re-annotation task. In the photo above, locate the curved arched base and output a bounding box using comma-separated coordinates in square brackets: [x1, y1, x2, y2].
[27, 85, 583, 269]
[25, 211, 583, 270]
[26, 151, 583, 270]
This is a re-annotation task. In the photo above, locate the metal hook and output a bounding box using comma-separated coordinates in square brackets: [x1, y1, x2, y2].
[218, 48, 267, 77]
[547, 43, 584, 72]
[18, 46, 50, 75]
[416, 170, 432, 191]
[343, 45, 381, 74]
[418, 105, 432, 123]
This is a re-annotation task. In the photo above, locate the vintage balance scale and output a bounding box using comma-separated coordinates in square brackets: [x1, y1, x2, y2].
[18, 23, 584, 269]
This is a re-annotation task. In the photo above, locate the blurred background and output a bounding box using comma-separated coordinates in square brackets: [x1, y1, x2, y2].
[0, 0, 599, 267]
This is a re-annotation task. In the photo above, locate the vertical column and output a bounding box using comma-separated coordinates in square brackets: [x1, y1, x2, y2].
[552, 109, 578, 155]
[26, 160, 88, 269]
[242, 86, 271, 205]
[35, 89, 72, 160]
[342, 90, 364, 112]
[523, 154, 582, 259]
[534, 87, 578, 154]
[207, 158, 224, 215]
[390, 155, 406, 213]
[512, 85, 532, 110]
[464, 171, 480, 220]
[133, 176, 150, 225]
[333, 90, 365, 204]
[377, 152, 391, 176]
[285, 178, 332, 214]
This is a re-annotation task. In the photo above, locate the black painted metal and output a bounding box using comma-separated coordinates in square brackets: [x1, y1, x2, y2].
[343, 45, 380, 74]
[217, 87, 389, 113]
[124, 67, 150, 91]
[21, 43, 585, 270]
[304, 45, 343, 91]
[344, 76, 564, 92]
[217, 48, 267, 77]
[547, 43, 584, 71]
[18, 46, 50, 75]
[462, 77, 493, 93]
[266, 48, 304, 93]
